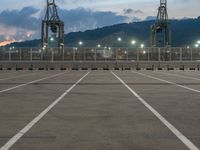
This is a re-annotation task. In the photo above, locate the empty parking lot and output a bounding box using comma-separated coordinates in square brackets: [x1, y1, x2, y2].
[0, 70, 200, 150]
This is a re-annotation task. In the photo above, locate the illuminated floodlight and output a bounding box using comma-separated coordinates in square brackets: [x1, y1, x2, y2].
[186, 46, 190, 49]
[79, 41, 83, 45]
[118, 37, 122, 42]
[50, 37, 54, 42]
[197, 40, 200, 44]
[195, 44, 199, 48]
[131, 40, 136, 45]
[97, 44, 101, 48]
[140, 44, 144, 48]
[143, 50, 146, 54]
[108, 47, 111, 50]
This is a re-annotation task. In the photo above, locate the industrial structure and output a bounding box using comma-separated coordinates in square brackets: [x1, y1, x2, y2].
[151, 0, 171, 47]
[41, 0, 64, 50]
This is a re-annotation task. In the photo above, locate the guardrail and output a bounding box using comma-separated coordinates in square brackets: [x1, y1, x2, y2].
[0, 47, 200, 62]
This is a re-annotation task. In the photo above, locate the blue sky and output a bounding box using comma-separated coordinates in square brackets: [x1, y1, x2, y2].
[0, 0, 199, 18]
[0, 0, 199, 46]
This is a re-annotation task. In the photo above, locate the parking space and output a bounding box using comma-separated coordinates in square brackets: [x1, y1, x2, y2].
[0, 70, 199, 150]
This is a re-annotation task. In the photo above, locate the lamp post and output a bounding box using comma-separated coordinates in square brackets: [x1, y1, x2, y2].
[116, 38, 122, 60]
[78, 41, 84, 60]
[131, 40, 137, 60]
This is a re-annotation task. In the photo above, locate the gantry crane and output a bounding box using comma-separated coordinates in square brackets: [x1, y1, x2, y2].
[41, 0, 64, 50]
[151, 0, 171, 47]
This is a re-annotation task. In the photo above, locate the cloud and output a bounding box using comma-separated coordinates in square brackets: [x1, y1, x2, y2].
[0, 6, 131, 45]
[145, 16, 156, 21]
[122, 8, 142, 22]
[58, 8, 128, 32]
[0, 7, 41, 45]
[0, 24, 37, 46]
[0, 7, 40, 30]
[123, 8, 143, 14]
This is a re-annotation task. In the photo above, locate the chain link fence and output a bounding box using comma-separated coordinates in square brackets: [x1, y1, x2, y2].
[0, 47, 200, 61]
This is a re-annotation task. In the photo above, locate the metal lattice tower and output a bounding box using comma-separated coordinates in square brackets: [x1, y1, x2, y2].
[151, 0, 171, 47]
[41, 0, 64, 50]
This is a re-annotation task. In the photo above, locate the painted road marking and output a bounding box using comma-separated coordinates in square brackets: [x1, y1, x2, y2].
[0, 72, 66, 93]
[132, 71, 200, 93]
[0, 71, 90, 150]
[111, 71, 199, 150]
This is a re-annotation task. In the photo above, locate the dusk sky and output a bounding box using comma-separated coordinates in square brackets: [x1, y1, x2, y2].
[0, 0, 199, 46]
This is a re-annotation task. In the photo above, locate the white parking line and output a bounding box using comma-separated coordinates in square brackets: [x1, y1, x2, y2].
[111, 71, 199, 150]
[0, 71, 90, 150]
[0, 72, 66, 93]
[157, 71, 200, 81]
[132, 71, 200, 93]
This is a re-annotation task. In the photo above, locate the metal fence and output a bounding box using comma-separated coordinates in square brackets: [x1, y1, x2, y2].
[0, 47, 200, 61]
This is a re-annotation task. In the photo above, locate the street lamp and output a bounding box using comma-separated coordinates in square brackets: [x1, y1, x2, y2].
[197, 40, 200, 44]
[140, 44, 144, 48]
[50, 37, 54, 42]
[195, 44, 199, 48]
[118, 37, 122, 42]
[131, 40, 136, 45]
[79, 41, 83, 46]
[97, 44, 101, 48]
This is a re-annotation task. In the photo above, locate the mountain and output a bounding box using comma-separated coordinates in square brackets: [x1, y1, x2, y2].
[5, 17, 200, 48]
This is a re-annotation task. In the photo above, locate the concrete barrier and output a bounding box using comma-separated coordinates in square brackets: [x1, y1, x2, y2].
[0, 61, 200, 71]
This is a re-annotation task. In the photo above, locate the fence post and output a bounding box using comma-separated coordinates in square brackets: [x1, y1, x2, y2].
[62, 48, 65, 61]
[41, 49, 43, 61]
[116, 48, 118, 61]
[30, 48, 33, 61]
[20, 48, 22, 61]
[94, 48, 97, 62]
[137, 49, 139, 61]
[9, 49, 11, 61]
[180, 48, 182, 61]
[73, 49, 75, 61]
[84, 48, 86, 61]
[127, 48, 129, 61]
[51, 48, 54, 62]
